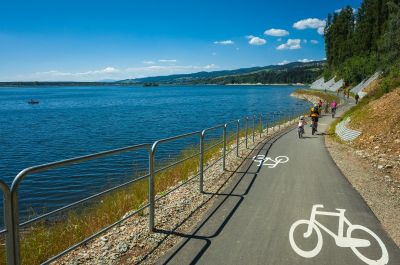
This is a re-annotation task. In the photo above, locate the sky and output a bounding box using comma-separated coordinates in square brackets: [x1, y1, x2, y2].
[0, 0, 363, 81]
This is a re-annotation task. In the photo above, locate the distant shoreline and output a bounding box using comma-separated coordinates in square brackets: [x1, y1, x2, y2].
[0, 82, 309, 88]
[225, 83, 306, 86]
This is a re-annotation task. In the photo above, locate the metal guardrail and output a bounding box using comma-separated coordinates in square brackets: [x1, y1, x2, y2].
[0, 108, 308, 265]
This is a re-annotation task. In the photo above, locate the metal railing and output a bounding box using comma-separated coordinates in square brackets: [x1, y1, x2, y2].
[0, 108, 308, 265]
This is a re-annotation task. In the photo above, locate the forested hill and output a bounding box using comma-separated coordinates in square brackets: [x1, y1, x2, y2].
[118, 61, 325, 85]
[324, 0, 400, 88]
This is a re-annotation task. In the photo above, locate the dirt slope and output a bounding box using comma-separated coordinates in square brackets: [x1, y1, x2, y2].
[349, 87, 400, 181]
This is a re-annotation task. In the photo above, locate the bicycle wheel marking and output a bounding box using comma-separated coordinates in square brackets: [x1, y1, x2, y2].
[252, 155, 289, 168]
[289, 204, 389, 265]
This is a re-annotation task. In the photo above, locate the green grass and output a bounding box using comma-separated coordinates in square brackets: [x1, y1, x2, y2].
[293, 89, 340, 104]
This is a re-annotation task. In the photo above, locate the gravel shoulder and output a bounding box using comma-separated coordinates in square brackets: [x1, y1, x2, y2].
[325, 136, 400, 247]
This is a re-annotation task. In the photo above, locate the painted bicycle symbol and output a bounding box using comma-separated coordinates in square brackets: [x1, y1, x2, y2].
[289, 204, 389, 265]
[252, 155, 289, 168]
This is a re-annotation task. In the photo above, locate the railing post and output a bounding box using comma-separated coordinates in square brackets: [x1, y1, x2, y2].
[5, 198, 16, 265]
[222, 124, 227, 171]
[278, 112, 281, 131]
[245, 117, 248, 148]
[149, 144, 156, 231]
[10, 188, 21, 265]
[1, 182, 17, 265]
[259, 114, 263, 137]
[199, 131, 205, 193]
[293, 111, 295, 124]
[236, 120, 240, 157]
[252, 115, 255, 142]
[272, 113, 275, 132]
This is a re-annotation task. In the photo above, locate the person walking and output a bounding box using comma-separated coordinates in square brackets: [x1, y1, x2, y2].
[355, 94, 360, 104]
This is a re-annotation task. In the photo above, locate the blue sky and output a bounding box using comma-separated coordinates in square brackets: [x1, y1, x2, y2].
[0, 0, 362, 81]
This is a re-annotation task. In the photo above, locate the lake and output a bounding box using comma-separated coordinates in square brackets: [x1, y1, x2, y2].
[0, 85, 309, 225]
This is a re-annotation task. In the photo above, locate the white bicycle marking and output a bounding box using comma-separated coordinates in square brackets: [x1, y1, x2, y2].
[289, 204, 389, 265]
[252, 155, 289, 168]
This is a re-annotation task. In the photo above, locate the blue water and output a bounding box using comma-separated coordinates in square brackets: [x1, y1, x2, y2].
[0, 85, 309, 225]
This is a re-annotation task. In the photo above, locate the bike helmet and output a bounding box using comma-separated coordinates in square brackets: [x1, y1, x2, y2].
[300, 116, 304, 120]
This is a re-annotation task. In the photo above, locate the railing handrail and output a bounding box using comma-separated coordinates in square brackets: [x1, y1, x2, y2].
[10, 143, 152, 192]
[151, 131, 201, 149]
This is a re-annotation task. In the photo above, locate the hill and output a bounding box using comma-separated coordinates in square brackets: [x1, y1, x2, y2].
[117, 61, 325, 85]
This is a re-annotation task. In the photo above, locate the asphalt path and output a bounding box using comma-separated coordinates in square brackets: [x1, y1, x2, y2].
[156, 105, 400, 265]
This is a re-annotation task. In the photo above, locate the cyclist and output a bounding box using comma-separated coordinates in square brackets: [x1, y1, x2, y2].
[331, 100, 337, 114]
[355, 94, 360, 104]
[298, 116, 307, 138]
[309, 104, 319, 133]
[318, 100, 323, 116]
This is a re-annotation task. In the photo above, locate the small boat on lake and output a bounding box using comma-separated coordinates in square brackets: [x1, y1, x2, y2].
[28, 99, 39, 104]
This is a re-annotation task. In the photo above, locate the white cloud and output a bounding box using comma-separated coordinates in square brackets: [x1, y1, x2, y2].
[101, 67, 120, 73]
[214, 40, 234, 45]
[37, 67, 121, 76]
[298, 59, 314, 63]
[264, 28, 289, 37]
[158, 59, 177, 63]
[278, 60, 290, 65]
[143, 60, 155, 65]
[246, 35, 267, 45]
[293, 18, 326, 29]
[293, 18, 326, 35]
[26, 64, 219, 81]
[276, 39, 301, 50]
[125, 64, 219, 75]
[310, 40, 319, 44]
[29, 67, 121, 81]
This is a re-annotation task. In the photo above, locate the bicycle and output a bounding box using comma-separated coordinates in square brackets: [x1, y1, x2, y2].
[289, 204, 389, 265]
[331, 107, 336, 118]
[311, 118, 318, 135]
[298, 126, 304, 138]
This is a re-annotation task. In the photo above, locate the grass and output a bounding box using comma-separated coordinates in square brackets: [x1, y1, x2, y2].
[0, 124, 266, 265]
[293, 89, 340, 104]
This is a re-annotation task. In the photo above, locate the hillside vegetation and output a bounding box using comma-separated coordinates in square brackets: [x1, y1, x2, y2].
[118, 61, 324, 85]
[324, 0, 400, 90]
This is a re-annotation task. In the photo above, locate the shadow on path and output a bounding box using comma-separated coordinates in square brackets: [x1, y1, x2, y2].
[143, 127, 294, 265]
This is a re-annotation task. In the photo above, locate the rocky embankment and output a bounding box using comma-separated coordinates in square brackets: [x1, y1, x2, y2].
[290, 91, 320, 105]
[290, 89, 339, 108]
[349, 88, 400, 181]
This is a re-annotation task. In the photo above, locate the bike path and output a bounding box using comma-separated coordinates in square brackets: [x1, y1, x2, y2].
[156, 105, 400, 265]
